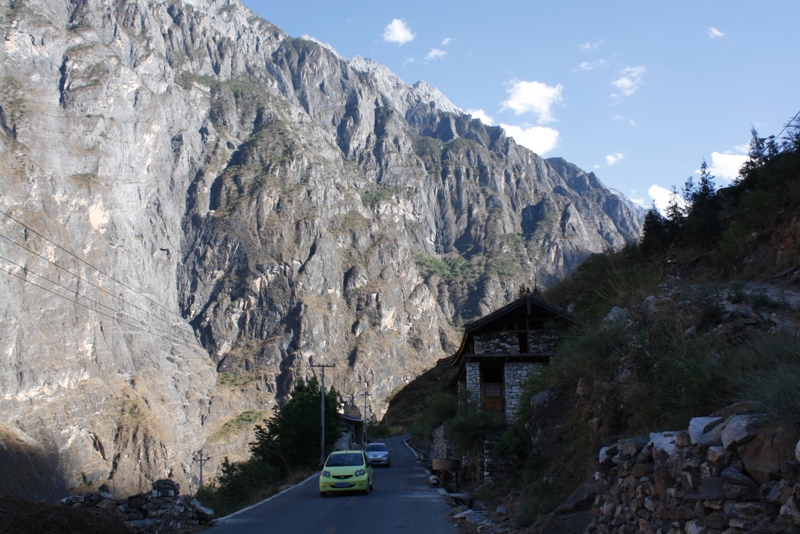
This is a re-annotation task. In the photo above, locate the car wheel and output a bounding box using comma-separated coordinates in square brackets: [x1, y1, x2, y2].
[320, 492, 327, 498]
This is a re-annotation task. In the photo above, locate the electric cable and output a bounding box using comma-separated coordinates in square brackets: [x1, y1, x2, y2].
[0, 253, 194, 345]
[0, 208, 184, 319]
[0, 231, 171, 326]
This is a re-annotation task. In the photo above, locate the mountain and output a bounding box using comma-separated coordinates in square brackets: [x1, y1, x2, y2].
[0, 0, 641, 498]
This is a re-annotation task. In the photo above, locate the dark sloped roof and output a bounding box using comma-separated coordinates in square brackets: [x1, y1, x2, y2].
[450, 293, 573, 368]
[462, 293, 571, 332]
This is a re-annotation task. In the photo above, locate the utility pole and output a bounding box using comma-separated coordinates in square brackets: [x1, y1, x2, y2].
[360, 389, 370, 445]
[192, 450, 210, 491]
[310, 361, 336, 467]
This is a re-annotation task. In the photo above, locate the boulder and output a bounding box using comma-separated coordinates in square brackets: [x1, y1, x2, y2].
[738, 425, 798, 484]
[601, 306, 629, 326]
[688, 417, 724, 445]
[651, 432, 678, 463]
[721, 466, 757, 487]
[698, 477, 725, 500]
[721, 415, 758, 450]
[706, 446, 728, 464]
[767, 481, 794, 505]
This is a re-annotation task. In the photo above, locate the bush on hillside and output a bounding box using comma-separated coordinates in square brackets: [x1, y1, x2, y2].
[197, 377, 343, 516]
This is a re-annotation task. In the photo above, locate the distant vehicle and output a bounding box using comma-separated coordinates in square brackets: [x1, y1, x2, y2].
[319, 450, 374, 497]
[365, 442, 392, 467]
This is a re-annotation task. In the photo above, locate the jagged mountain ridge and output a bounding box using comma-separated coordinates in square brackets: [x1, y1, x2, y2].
[0, 0, 641, 497]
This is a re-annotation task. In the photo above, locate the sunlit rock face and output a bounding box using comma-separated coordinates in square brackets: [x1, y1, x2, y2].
[0, 0, 640, 497]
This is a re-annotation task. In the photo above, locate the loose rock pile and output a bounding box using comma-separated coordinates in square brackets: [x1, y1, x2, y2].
[61, 479, 214, 533]
[589, 411, 800, 533]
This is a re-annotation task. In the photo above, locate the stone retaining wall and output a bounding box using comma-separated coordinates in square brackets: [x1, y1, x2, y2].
[589, 413, 800, 533]
[61, 479, 214, 533]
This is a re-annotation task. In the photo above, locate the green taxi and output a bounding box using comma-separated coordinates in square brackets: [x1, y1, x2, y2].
[319, 450, 374, 497]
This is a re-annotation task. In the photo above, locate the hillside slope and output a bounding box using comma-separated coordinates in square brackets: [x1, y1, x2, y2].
[445, 122, 800, 532]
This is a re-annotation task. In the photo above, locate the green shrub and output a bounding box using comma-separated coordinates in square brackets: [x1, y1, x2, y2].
[408, 391, 457, 439]
[195, 458, 280, 517]
[361, 185, 398, 206]
[730, 334, 800, 421]
[199, 377, 342, 516]
[446, 391, 504, 454]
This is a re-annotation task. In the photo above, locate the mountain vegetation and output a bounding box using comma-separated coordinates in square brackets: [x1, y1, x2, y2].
[197, 376, 343, 516]
[400, 114, 800, 531]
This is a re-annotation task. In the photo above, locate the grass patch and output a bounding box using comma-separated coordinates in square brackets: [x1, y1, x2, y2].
[217, 372, 257, 387]
[361, 185, 399, 206]
[177, 71, 216, 90]
[1, 76, 26, 126]
[69, 172, 97, 187]
[730, 333, 800, 421]
[211, 409, 266, 441]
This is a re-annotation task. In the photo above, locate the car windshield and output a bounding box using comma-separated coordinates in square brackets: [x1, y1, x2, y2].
[325, 453, 364, 467]
[366, 444, 387, 452]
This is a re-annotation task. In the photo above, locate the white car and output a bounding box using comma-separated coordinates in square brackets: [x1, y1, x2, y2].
[365, 442, 392, 467]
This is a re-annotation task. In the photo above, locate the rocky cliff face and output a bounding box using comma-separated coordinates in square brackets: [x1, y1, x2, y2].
[0, 0, 641, 498]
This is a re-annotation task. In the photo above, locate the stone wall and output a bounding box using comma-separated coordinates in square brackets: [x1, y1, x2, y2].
[589, 412, 800, 533]
[504, 362, 541, 423]
[473, 330, 560, 355]
[529, 331, 561, 354]
[61, 479, 214, 533]
[466, 362, 481, 398]
[475, 332, 519, 355]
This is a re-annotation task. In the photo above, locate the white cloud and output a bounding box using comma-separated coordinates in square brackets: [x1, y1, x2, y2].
[441, 37, 455, 45]
[629, 190, 649, 208]
[648, 185, 683, 214]
[605, 152, 624, 166]
[612, 66, 646, 97]
[425, 48, 446, 61]
[501, 80, 563, 124]
[467, 109, 495, 125]
[383, 19, 414, 45]
[707, 27, 724, 39]
[575, 59, 606, 72]
[708, 152, 748, 182]
[500, 124, 560, 155]
[580, 39, 604, 52]
[403, 57, 415, 65]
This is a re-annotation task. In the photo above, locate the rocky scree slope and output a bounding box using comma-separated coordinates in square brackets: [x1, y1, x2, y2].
[0, 0, 641, 498]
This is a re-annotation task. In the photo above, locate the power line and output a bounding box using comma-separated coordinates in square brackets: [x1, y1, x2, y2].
[0, 254, 194, 345]
[0, 232, 171, 326]
[775, 108, 800, 141]
[1, 264, 202, 351]
[0, 209, 184, 320]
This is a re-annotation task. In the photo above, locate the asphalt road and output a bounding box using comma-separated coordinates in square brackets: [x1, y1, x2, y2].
[207, 435, 456, 534]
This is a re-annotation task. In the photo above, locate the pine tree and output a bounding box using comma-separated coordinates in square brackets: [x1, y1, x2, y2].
[249, 376, 343, 475]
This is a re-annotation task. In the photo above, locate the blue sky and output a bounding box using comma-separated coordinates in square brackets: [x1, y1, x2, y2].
[242, 0, 800, 210]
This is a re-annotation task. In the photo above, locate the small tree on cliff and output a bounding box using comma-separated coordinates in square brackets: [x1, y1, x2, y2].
[249, 376, 343, 475]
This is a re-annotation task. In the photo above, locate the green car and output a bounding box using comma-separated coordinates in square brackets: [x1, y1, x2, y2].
[319, 450, 374, 497]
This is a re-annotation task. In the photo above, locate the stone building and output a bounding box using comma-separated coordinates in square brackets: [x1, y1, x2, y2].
[450, 292, 572, 423]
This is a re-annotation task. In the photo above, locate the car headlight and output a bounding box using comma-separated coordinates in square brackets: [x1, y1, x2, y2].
[322, 470, 331, 478]
[355, 469, 365, 476]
